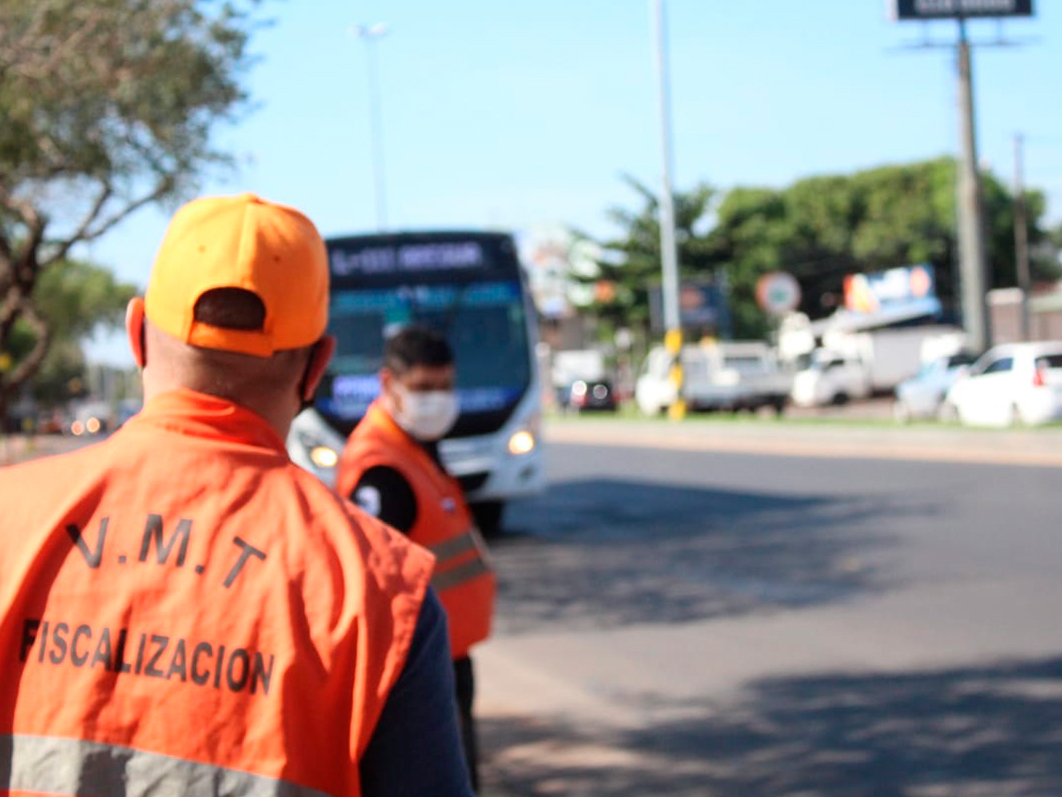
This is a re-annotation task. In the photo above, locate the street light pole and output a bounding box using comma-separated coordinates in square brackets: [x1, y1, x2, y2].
[352, 23, 389, 231]
[651, 0, 685, 419]
[1013, 132, 1032, 341]
[955, 17, 991, 352]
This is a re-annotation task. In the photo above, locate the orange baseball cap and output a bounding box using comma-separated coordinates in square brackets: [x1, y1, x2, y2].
[145, 193, 329, 357]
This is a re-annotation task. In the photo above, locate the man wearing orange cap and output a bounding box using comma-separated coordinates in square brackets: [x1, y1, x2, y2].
[0, 194, 474, 796]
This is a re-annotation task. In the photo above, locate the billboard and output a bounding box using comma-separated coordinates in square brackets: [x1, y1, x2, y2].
[891, 0, 1033, 19]
[648, 282, 732, 336]
[843, 264, 941, 316]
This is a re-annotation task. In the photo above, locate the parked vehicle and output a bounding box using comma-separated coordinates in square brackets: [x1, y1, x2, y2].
[821, 324, 962, 393]
[790, 350, 871, 407]
[636, 341, 791, 416]
[66, 401, 112, 436]
[558, 379, 618, 413]
[893, 351, 977, 422]
[942, 341, 1062, 427]
[116, 398, 143, 428]
[552, 349, 606, 390]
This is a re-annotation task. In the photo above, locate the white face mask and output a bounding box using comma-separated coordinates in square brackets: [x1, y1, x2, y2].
[391, 383, 459, 441]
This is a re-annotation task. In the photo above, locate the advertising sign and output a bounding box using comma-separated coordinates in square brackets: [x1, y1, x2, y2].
[891, 0, 1033, 20]
[843, 264, 940, 316]
[649, 282, 731, 335]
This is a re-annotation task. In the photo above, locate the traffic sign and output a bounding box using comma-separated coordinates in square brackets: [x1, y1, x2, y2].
[756, 272, 801, 315]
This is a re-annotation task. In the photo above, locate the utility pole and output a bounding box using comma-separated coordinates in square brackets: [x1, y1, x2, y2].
[352, 23, 389, 231]
[955, 17, 991, 353]
[651, 0, 684, 419]
[1013, 132, 1032, 341]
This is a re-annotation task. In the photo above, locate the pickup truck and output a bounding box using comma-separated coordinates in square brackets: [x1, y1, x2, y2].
[790, 349, 871, 407]
[635, 341, 792, 416]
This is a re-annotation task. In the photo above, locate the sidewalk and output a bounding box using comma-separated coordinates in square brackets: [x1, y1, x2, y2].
[0, 434, 85, 466]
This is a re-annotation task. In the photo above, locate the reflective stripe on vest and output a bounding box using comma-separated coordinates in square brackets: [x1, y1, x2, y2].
[428, 530, 480, 562]
[431, 557, 492, 592]
[428, 530, 492, 593]
[0, 734, 333, 797]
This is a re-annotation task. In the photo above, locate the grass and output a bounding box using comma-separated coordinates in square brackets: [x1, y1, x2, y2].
[545, 403, 1062, 431]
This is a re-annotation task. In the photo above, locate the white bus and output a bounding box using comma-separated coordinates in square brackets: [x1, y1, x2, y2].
[288, 231, 545, 534]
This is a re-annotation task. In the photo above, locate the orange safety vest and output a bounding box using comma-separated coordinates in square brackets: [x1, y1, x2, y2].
[337, 400, 495, 659]
[0, 390, 433, 797]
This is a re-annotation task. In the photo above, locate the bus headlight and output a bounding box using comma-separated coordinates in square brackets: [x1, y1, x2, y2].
[508, 430, 536, 456]
[298, 431, 340, 470]
[310, 445, 339, 469]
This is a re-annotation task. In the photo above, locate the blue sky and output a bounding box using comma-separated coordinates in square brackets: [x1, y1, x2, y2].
[83, 0, 1060, 363]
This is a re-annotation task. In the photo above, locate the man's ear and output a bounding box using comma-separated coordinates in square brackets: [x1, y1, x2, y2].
[300, 335, 336, 402]
[126, 297, 147, 368]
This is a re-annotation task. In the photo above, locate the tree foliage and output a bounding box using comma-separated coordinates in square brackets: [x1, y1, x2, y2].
[580, 158, 1058, 342]
[6, 261, 137, 406]
[0, 0, 261, 413]
[714, 158, 1056, 323]
[574, 175, 723, 340]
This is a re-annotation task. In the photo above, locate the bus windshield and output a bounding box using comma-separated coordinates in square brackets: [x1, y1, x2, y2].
[315, 233, 534, 434]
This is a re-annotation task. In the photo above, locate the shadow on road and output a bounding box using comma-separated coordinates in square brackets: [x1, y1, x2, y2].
[482, 655, 1062, 797]
[495, 479, 912, 633]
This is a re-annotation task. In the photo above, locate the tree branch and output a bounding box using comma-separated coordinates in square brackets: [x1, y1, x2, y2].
[42, 177, 174, 268]
[0, 284, 23, 330]
[40, 182, 112, 265]
[5, 297, 51, 390]
[2, 198, 46, 284]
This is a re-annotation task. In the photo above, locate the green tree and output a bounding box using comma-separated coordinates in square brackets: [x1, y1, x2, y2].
[710, 157, 1059, 323]
[5, 261, 137, 407]
[0, 0, 261, 419]
[574, 176, 723, 343]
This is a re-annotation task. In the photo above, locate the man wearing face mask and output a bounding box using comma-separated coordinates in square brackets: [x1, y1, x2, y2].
[336, 326, 496, 792]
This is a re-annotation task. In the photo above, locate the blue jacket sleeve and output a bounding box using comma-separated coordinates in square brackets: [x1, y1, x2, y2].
[358, 587, 474, 797]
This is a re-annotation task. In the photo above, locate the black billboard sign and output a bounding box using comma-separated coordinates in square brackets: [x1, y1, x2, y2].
[892, 0, 1033, 19]
[648, 282, 732, 336]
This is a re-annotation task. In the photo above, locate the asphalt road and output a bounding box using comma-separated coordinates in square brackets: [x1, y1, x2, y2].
[477, 422, 1062, 797]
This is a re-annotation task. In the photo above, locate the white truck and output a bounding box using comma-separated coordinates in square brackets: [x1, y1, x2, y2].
[790, 324, 964, 407]
[635, 341, 792, 416]
[822, 324, 962, 392]
[790, 349, 871, 407]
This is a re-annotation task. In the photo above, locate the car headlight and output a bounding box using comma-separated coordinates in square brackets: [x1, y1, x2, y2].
[508, 430, 536, 456]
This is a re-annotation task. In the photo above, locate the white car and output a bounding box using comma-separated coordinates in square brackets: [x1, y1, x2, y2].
[942, 341, 1062, 427]
[893, 351, 977, 422]
[790, 351, 870, 407]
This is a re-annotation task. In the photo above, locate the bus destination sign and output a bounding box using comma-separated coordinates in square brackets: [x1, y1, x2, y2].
[330, 241, 487, 278]
[891, 0, 1033, 19]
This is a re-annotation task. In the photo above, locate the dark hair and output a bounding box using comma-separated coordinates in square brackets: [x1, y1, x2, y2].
[384, 326, 453, 374]
[193, 287, 266, 330]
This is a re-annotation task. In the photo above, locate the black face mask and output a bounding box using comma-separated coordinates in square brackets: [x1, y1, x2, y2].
[297, 339, 325, 414]
[139, 321, 148, 368]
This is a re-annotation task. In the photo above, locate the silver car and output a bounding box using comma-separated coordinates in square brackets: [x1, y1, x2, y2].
[893, 352, 977, 422]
